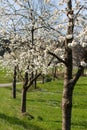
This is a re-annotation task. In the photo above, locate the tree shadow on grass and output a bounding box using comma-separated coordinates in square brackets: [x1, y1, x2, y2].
[0, 113, 43, 130]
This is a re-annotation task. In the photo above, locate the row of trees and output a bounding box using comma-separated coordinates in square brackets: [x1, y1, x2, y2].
[0, 0, 87, 130]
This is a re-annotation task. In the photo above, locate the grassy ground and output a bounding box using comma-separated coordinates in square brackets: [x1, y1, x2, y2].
[72, 77, 87, 130]
[0, 69, 87, 130]
[0, 68, 12, 83]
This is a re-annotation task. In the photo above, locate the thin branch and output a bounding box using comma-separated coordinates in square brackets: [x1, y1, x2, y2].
[3, 13, 29, 19]
[26, 73, 41, 91]
[48, 56, 54, 66]
[48, 51, 67, 65]
[71, 65, 84, 88]
[74, 6, 84, 21]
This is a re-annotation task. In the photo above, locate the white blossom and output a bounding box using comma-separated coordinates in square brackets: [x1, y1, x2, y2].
[80, 61, 87, 67]
[66, 34, 73, 39]
[44, 0, 50, 4]
[68, 41, 77, 48]
[0, 0, 86, 79]
[80, 42, 87, 48]
[68, 14, 73, 19]
[59, 36, 65, 42]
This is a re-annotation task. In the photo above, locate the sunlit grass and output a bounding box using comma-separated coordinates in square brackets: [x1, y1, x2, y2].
[0, 75, 87, 129]
[0, 68, 12, 83]
[72, 76, 87, 130]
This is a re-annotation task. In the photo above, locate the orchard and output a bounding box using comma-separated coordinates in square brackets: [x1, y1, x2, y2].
[0, 0, 87, 130]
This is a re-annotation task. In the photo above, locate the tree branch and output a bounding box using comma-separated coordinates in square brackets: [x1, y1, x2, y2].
[48, 51, 67, 65]
[70, 65, 84, 88]
[48, 56, 54, 66]
[26, 73, 41, 91]
[74, 6, 84, 21]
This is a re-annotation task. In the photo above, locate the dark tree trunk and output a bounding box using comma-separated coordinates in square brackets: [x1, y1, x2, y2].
[12, 66, 17, 98]
[62, 65, 84, 130]
[21, 88, 27, 113]
[61, 1, 84, 129]
[34, 70, 37, 89]
[62, 86, 73, 130]
[21, 69, 41, 113]
[21, 70, 28, 113]
[62, 47, 73, 130]
[62, 1, 74, 129]
[42, 75, 45, 84]
[30, 72, 34, 84]
[54, 66, 57, 78]
[34, 78, 37, 89]
[52, 67, 55, 80]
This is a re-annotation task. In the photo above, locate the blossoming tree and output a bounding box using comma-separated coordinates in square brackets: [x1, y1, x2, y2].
[0, 0, 87, 130]
[47, 0, 87, 130]
[0, 0, 62, 113]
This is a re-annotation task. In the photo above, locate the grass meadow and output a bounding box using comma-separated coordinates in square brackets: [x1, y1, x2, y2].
[0, 68, 12, 83]
[0, 69, 87, 130]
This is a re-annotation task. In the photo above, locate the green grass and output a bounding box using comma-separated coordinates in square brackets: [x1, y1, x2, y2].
[0, 75, 87, 130]
[0, 68, 12, 83]
[72, 76, 87, 130]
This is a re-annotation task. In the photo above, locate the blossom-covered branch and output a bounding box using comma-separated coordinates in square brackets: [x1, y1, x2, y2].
[48, 51, 67, 65]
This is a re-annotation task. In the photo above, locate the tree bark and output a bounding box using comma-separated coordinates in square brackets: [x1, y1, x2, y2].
[21, 70, 28, 113]
[12, 66, 17, 98]
[62, 1, 74, 129]
[42, 75, 45, 84]
[62, 47, 73, 130]
[62, 88, 73, 130]
[21, 71, 41, 113]
[34, 70, 37, 89]
[62, 65, 84, 130]
[21, 87, 27, 113]
[54, 66, 57, 79]
[61, 0, 84, 128]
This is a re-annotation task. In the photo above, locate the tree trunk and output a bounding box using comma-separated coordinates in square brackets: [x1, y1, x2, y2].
[62, 46, 73, 130]
[21, 87, 27, 113]
[62, 0, 74, 129]
[54, 66, 57, 78]
[42, 75, 45, 84]
[34, 70, 37, 89]
[30, 72, 34, 85]
[12, 66, 17, 98]
[21, 70, 28, 113]
[34, 78, 37, 89]
[21, 71, 41, 113]
[62, 82, 73, 130]
[62, 65, 84, 130]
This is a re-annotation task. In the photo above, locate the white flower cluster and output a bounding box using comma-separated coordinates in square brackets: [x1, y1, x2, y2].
[80, 42, 87, 48]
[55, 24, 64, 30]
[80, 61, 87, 67]
[68, 14, 73, 19]
[54, 48, 64, 57]
[76, 27, 87, 48]
[59, 36, 65, 42]
[0, 0, 86, 77]
[66, 34, 73, 39]
[68, 41, 77, 48]
[44, 0, 50, 4]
